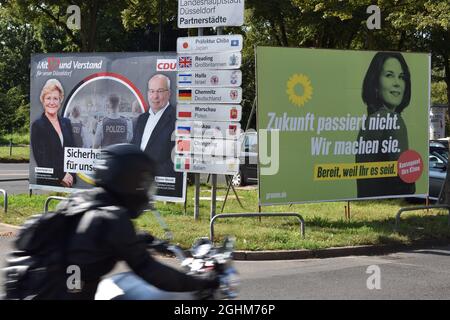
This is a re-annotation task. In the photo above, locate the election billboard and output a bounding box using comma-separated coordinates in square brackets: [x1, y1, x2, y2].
[256, 47, 430, 205]
[30, 53, 186, 202]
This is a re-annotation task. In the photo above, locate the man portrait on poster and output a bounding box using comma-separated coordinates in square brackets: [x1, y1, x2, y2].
[131, 73, 181, 198]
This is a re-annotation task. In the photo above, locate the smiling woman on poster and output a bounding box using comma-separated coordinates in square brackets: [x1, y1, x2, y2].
[31, 79, 76, 187]
[356, 52, 415, 197]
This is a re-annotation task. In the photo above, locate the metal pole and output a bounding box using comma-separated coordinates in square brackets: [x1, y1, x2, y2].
[210, 174, 217, 220]
[158, 0, 163, 52]
[245, 98, 257, 132]
[194, 173, 200, 220]
[184, 178, 188, 215]
[0, 189, 7, 213]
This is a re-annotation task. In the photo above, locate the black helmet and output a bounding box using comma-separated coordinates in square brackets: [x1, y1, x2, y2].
[94, 143, 155, 215]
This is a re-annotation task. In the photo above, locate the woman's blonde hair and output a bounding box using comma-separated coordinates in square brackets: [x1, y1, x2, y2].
[40, 79, 64, 104]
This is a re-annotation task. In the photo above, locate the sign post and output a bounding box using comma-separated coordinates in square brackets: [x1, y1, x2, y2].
[176, 0, 245, 220]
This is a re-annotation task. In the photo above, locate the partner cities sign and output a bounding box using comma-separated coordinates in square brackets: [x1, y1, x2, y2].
[177, 87, 242, 104]
[178, 0, 244, 28]
[176, 137, 239, 157]
[175, 120, 241, 139]
[177, 70, 242, 87]
[177, 52, 241, 71]
[176, 104, 242, 121]
[174, 155, 239, 175]
[177, 35, 243, 53]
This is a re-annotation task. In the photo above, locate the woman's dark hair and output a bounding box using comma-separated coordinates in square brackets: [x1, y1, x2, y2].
[362, 52, 411, 114]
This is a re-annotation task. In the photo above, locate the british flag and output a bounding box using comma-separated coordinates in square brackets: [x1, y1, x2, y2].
[178, 56, 192, 69]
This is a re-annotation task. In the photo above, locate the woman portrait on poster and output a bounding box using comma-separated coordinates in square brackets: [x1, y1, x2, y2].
[31, 79, 76, 187]
[356, 52, 414, 197]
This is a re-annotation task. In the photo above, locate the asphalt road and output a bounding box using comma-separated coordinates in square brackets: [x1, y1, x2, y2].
[1, 236, 450, 299]
[0, 163, 41, 195]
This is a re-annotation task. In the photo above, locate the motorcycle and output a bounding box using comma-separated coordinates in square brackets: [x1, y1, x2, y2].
[95, 211, 239, 300]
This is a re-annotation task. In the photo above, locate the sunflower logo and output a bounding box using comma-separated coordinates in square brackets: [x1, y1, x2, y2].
[286, 74, 313, 107]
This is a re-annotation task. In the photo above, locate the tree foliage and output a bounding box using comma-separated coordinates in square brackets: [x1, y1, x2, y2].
[0, 0, 448, 134]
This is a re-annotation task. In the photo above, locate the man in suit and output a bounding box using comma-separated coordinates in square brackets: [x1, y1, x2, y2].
[131, 74, 181, 198]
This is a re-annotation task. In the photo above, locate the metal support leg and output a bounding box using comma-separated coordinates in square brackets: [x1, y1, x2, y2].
[0, 189, 7, 213]
[44, 196, 68, 213]
[210, 212, 306, 242]
[211, 174, 217, 220]
[194, 173, 200, 220]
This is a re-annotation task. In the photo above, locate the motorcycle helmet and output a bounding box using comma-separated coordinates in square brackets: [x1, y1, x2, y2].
[94, 143, 156, 216]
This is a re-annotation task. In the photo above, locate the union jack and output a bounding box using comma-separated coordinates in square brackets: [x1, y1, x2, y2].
[178, 56, 192, 69]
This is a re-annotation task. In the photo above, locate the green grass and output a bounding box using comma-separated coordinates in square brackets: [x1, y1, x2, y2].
[1, 186, 449, 251]
[0, 146, 30, 162]
[0, 132, 30, 145]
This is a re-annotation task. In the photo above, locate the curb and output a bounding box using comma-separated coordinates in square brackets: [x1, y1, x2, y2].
[0, 159, 29, 164]
[232, 240, 450, 260]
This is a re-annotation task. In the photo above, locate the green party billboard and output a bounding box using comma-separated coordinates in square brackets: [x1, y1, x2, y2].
[256, 47, 430, 205]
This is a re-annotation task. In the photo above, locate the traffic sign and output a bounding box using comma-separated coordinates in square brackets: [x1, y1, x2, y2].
[177, 87, 242, 104]
[178, 0, 244, 29]
[175, 120, 241, 139]
[177, 104, 242, 121]
[174, 155, 240, 175]
[177, 52, 241, 71]
[177, 35, 243, 53]
[177, 70, 242, 87]
[175, 137, 239, 157]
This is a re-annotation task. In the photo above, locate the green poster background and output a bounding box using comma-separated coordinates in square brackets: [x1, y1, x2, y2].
[257, 47, 430, 205]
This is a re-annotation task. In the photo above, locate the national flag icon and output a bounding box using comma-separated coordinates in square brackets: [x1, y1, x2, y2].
[231, 39, 239, 47]
[229, 125, 237, 135]
[178, 111, 192, 118]
[210, 75, 219, 85]
[230, 90, 238, 100]
[229, 54, 238, 66]
[177, 139, 191, 152]
[230, 70, 238, 85]
[177, 125, 191, 135]
[178, 73, 192, 84]
[178, 56, 192, 69]
[176, 157, 190, 170]
[182, 42, 189, 49]
[230, 108, 238, 119]
[178, 89, 192, 101]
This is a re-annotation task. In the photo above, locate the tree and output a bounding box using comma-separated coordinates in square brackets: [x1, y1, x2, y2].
[0, 6, 40, 134]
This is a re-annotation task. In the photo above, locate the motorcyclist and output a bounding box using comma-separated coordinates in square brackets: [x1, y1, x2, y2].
[53, 143, 219, 299]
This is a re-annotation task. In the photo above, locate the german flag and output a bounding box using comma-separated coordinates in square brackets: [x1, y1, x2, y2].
[178, 89, 192, 101]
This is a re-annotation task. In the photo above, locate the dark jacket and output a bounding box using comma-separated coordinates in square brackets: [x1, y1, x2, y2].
[131, 105, 175, 176]
[57, 188, 218, 300]
[31, 113, 76, 186]
[131, 105, 183, 198]
[356, 108, 415, 197]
